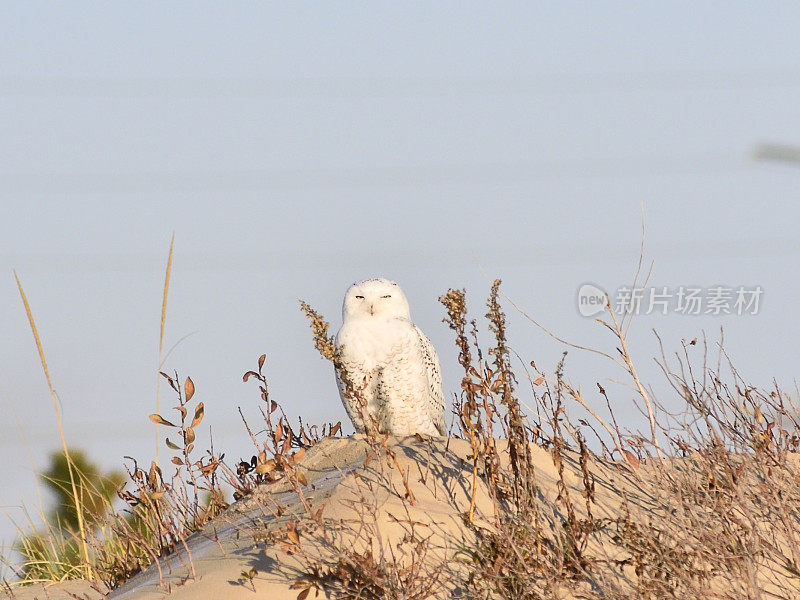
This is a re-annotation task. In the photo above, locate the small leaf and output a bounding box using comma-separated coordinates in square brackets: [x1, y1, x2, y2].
[149, 414, 176, 427]
[281, 431, 292, 455]
[165, 438, 180, 450]
[159, 371, 174, 385]
[287, 529, 300, 545]
[256, 459, 276, 475]
[148, 462, 160, 488]
[186, 443, 194, 454]
[622, 450, 639, 470]
[296, 470, 308, 486]
[160, 372, 180, 392]
[191, 402, 204, 428]
[258, 353, 266, 370]
[297, 588, 310, 600]
[184, 376, 195, 402]
[185, 428, 196, 444]
[200, 461, 219, 476]
[291, 582, 308, 590]
[243, 371, 258, 382]
[292, 448, 306, 463]
[270, 400, 278, 413]
[532, 376, 545, 386]
[275, 420, 284, 444]
[330, 422, 341, 437]
[151, 490, 166, 500]
[171, 457, 184, 466]
[175, 405, 187, 420]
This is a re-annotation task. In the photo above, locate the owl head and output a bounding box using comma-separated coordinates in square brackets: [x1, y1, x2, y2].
[342, 278, 411, 321]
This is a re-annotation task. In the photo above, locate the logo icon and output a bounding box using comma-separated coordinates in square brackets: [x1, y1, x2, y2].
[577, 283, 608, 317]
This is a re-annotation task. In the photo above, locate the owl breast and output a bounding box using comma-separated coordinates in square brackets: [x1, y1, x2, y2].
[334, 316, 444, 436]
[336, 318, 409, 372]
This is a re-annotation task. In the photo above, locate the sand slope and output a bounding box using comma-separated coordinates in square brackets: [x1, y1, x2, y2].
[4, 434, 800, 599]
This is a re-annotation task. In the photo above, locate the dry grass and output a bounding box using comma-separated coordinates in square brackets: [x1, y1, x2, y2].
[155, 232, 175, 467]
[288, 281, 800, 599]
[11, 271, 93, 581]
[4, 270, 800, 600]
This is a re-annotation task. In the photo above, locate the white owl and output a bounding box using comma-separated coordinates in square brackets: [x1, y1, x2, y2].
[334, 278, 445, 437]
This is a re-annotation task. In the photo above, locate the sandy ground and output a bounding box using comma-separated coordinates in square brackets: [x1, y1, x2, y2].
[3, 434, 799, 599]
[0, 580, 108, 600]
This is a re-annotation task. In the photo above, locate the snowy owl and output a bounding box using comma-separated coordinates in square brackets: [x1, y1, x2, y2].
[334, 278, 445, 436]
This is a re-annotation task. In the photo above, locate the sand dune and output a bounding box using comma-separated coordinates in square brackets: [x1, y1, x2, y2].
[4, 434, 799, 599]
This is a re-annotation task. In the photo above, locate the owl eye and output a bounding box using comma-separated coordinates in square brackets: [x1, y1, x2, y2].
[381, 295, 392, 299]
[355, 295, 364, 299]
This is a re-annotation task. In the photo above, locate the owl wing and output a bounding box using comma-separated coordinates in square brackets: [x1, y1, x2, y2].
[412, 326, 446, 435]
[334, 324, 375, 434]
[334, 352, 370, 434]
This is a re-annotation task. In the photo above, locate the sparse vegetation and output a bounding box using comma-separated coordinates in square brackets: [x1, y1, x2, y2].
[11, 449, 123, 583]
[4, 268, 800, 600]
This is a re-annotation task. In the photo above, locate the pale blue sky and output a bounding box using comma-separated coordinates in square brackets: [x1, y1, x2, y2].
[2, 3, 800, 554]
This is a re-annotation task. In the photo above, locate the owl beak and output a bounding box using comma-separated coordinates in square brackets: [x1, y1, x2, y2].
[369, 303, 375, 316]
